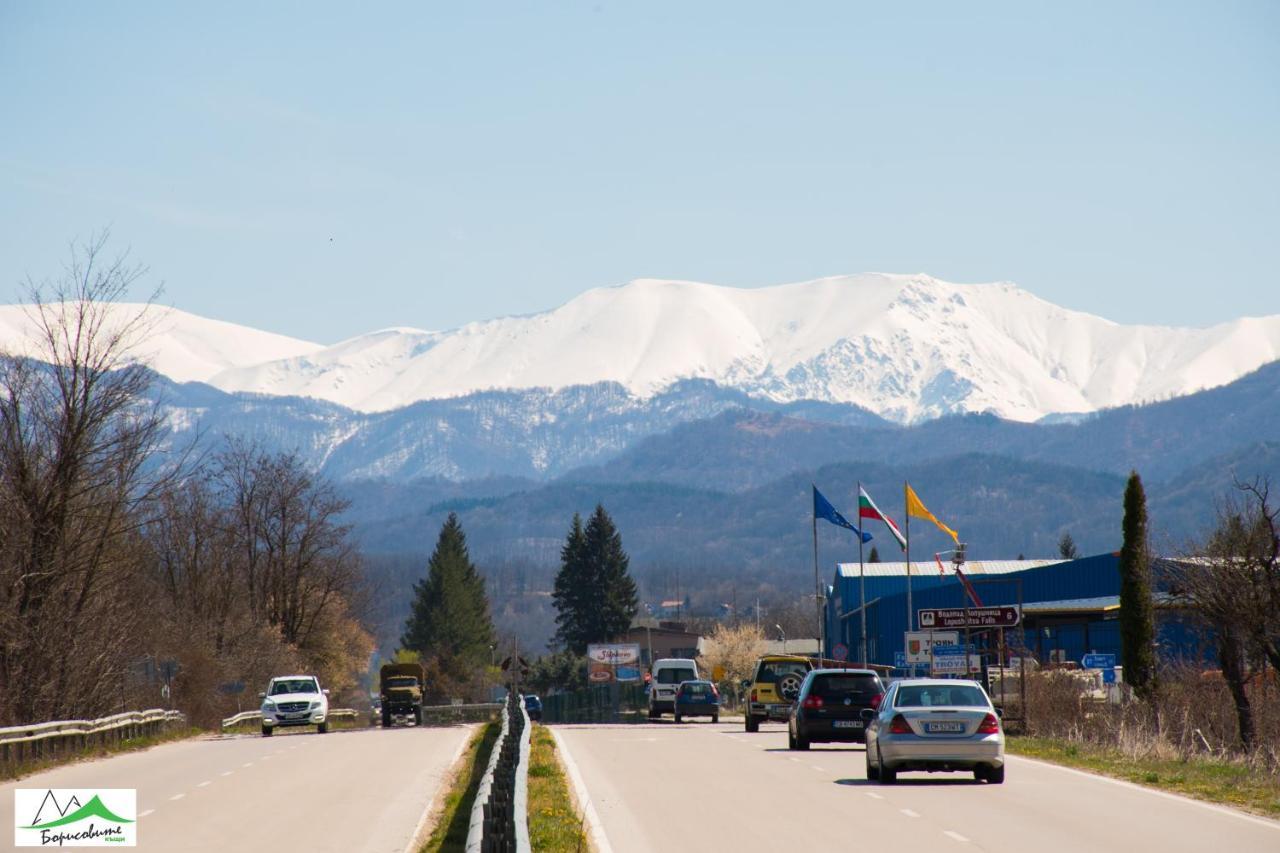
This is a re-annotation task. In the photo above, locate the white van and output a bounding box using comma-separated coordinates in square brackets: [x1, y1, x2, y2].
[648, 658, 699, 718]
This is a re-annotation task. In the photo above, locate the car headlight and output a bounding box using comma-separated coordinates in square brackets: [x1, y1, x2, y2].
[310, 701, 321, 710]
[262, 700, 276, 711]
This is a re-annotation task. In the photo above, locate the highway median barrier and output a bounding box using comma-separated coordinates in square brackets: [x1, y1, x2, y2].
[465, 693, 532, 853]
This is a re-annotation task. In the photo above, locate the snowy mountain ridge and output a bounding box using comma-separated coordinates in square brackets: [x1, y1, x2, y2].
[3, 273, 1278, 424]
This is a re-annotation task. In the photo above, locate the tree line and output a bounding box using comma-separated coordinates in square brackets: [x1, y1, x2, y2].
[0, 238, 372, 726]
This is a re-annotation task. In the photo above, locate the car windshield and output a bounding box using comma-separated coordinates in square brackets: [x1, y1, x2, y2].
[524, 696, 540, 706]
[657, 668, 696, 684]
[270, 679, 317, 695]
[755, 661, 809, 683]
[680, 683, 709, 694]
[894, 685, 988, 708]
[387, 677, 418, 688]
[812, 674, 881, 698]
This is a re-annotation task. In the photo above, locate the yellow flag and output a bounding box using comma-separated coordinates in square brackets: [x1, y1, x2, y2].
[905, 484, 959, 543]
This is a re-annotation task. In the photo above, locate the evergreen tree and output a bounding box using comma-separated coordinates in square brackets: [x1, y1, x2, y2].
[552, 505, 639, 653]
[401, 513, 495, 684]
[1119, 472, 1158, 701]
[1057, 532, 1079, 560]
[868, 546, 881, 563]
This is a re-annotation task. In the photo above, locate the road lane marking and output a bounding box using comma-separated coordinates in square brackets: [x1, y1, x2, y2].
[220, 771, 233, 777]
[242, 762, 254, 767]
[812, 766, 825, 772]
[900, 808, 920, 818]
[197, 781, 211, 788]
[1008, 755, 1280, 833]
[864, 792, 883, 800]
[169, 794, 185, 801]
[789, 757, 802, 763]
[944, 830, 969, 842]
[138, 810, 154, 818]
[551, 728, 615, 853]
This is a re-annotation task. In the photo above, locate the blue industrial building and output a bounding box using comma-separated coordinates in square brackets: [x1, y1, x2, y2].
[825, 553, 1205, 671]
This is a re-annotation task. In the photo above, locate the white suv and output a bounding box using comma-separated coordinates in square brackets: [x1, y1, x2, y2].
[260, 675, 330, 736]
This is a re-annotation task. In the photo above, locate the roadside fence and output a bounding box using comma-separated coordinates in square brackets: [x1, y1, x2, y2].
[1, 709, 186, 772]
[220, 709, 359, 729]
[540, 682, 648, 724]
[465, 692, 531, 853]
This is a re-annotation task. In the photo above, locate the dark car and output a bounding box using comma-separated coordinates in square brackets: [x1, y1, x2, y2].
[673, 680, 720, 723]
[524, 694, 543, 722]
[788, 668, 885, 749]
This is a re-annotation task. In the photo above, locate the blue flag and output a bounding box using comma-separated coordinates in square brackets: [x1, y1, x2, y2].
[813, 485, 873, 543]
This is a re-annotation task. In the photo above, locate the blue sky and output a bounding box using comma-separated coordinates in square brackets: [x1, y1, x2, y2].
[1, 2, 1276, 343]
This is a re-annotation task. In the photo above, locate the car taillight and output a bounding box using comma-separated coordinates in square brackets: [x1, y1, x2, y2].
[750, 689, 758, 703]
[870, 693, 883, 710]
[888, 714, 912, 734]
[711, 685, 719, 698]
[978, 713, 1001, 734]
[801, 696, 823, 710]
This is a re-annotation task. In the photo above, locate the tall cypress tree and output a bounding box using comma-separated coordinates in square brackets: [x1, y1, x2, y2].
[552, 514, 590, 653]
[586, 504, 639, 643]
[401, 513, 495, 681]
[551, 506, 639, 653]
[1119, 472, 1158, 701]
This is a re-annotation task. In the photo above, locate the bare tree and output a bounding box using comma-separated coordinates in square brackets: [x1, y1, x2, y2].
[0, 234, 169, 723]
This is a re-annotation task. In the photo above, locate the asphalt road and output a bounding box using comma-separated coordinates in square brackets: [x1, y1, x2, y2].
[554, 720, 1280, 853]
[2, 723, 472, 852]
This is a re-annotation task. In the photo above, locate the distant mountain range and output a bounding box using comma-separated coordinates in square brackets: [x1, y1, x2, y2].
[5, 273, 1278, 424]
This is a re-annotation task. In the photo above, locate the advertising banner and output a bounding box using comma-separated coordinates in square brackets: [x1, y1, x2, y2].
[586, 643, 643, 683]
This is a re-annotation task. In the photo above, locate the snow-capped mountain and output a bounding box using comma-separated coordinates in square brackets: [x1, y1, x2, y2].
[0, 302, 321, 382]
[3, 274, 1278, 423]
[204, 274, 1280, 422]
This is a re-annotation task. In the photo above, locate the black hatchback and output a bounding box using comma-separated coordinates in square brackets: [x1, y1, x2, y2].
[788, 669, 885, 749]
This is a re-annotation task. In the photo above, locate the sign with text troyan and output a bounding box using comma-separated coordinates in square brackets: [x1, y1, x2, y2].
[903, 631, 960, 664]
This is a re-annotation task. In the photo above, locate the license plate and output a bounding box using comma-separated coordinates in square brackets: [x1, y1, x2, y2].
[832, 720, 863, 729]
[925, 721, 965, 733]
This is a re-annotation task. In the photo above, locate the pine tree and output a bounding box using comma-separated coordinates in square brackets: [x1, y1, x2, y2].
[868, 546, 881, 564]
[552, 506, 639, 653]
[1057, 532, 1079, 560]
[401, 513, 495, 685]
[1119, 472, 1158, 701]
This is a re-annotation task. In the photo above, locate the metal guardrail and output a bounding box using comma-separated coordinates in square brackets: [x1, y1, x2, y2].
[220, 709, 359, 728]
[0, 709, 186, 770]
[466, 694, 531, 853]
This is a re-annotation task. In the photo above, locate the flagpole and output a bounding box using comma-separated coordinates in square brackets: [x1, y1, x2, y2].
[905, 481, 912, 637]
[813, 501, 823, 661]
[858, 482, 867, 668]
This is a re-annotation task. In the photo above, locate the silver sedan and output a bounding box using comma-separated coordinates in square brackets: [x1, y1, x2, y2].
[863, 678, 1005, 784]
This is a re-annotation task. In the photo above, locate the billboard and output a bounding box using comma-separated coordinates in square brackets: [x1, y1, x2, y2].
[586, 643, 643, 683]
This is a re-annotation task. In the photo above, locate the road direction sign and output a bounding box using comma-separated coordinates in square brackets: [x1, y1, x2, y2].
[1102, 668, 1117, 684]
[931, 644, 966, 657]
[832, 642, 849, 661]
[1081, 653, 1117, 669]
[917, 606, 1021, 629]
[893, 652, 909, 668]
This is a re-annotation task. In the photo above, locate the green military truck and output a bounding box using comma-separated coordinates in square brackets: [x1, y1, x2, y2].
[379, 663, 425, 727]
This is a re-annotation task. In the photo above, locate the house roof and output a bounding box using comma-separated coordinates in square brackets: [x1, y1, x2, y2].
[836, 559, 1064, 578]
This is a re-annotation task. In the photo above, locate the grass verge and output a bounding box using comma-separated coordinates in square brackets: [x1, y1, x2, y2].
[527, 725, 589, 852]
[1008, 736, 1280, 818]
[420, 722, 499, 853]
[2, 725, 203, 782]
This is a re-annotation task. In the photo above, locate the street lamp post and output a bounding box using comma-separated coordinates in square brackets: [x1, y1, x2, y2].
[775, 624, 787, 655]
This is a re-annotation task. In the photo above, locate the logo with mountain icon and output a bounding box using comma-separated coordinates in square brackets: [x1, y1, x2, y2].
[14, 788, 136, 847]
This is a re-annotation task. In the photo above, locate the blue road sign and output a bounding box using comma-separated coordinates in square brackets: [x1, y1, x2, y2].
[1082, 653, 1117, 669]
[893, 652, 909, 668]
[932, 644, 971, 656]
[1102, 668, 1117, 684]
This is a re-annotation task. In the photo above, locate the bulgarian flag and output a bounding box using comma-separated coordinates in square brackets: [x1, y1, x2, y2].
[858, 486, 907, 551]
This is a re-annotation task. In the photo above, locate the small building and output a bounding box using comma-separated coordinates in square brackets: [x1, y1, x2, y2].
[622, 620, 702, 667]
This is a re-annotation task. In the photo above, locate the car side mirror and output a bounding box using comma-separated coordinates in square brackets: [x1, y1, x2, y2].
[258, 692, 266, 699]
[860, 708, 875, 721]
[323, 689, 330, 695]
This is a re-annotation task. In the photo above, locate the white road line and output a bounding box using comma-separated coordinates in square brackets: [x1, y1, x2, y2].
[403, 724, 475, 853]
[242, 762, 254, 767]
[551, 728, 615, 853]
[789, 757, 802, 763]
[811, 766, 825, 772]
[196, 781, 211, 788]
[900, 808, 920, 818]
[220, 771, 233, 777]
[1008, 755, 1280, 832]
[864, 792, 883, 800]
[169, 793, 185, 801]
[944, 830, 970, 842]
[138, 810, 154, 818]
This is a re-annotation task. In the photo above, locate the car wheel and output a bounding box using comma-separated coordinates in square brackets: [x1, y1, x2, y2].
[712, 714, 719, 724]
[795, 735, 810, 751]
[648, 706, 659, 720]
[261, 725, 272, 737]
[745, 715, 759, 733]
[674, 713, 682, 723]
[878, 747, 896, 784]
[414, 707, 423, 726]
[986, 765, 1005, 784]
[778, 673, 804, 704]
[318, 722, 328, 734]
[382, 709, 391, 728]
[866, 755, 880, 780]
[788, 728, 796, 749]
